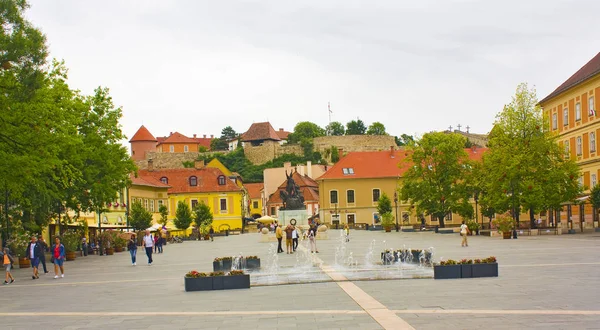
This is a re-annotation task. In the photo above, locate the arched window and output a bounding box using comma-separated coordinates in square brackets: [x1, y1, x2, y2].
[218, 175, 226, 185]
[160, 177, 168, 184]
[189, 176, 198, 186]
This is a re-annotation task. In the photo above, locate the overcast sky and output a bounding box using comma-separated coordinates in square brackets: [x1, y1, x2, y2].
[26, 0, 599, 141]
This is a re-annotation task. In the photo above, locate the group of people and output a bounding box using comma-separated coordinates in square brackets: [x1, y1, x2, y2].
[127, 229, 164, 266]
[2, 235, 67, 284]
[274, 221, 320, 254]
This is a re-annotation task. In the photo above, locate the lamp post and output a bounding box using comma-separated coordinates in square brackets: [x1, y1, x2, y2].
[334, 203, 339, 229]
[474, 191, 479, 231]
[393, 191, 399, 232]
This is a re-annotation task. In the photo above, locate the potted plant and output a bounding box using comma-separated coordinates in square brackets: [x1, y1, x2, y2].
[61, 230, 81, 261]
[493, 216, 514, 239]
[223, 270, 250, 290]
[466, 220, 480, 235]
[99, 231, 115, 255]
[213, 257, 223, 272]
[113, 235, 126, 253]
[472, 256, 498, 278]
[458, 259, 473, 278]
[7, 231, 30, 268]
[434, 259, 461, 279]
[184, 271, 212, 292]
[245, 256, 260, 270]
[381, 212, 395, 232]
[221, 256, 233, 271]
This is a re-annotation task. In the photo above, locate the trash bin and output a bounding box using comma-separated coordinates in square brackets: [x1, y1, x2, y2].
[365, 224, 369, 231]
[435, 226, 439, 233]
[226, 230, 229, 236]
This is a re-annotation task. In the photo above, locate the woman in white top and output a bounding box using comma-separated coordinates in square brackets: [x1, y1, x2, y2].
[291, 227, 298, 252]
[460, 221, 470, 247]
[142, 230, 154, 265]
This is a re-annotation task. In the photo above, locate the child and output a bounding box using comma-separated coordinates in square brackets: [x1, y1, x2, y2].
[2, 247, 15, 284]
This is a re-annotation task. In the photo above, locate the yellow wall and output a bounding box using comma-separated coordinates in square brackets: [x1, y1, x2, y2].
[168, 191, 244, 232]
[207, 158, 243, 188]
[249, 198, 262, 217]
[129, 185, 170, 225]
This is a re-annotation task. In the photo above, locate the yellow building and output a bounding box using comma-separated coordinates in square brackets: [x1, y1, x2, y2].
[539, 51, 600, 227]
[244, 183, 264, 218]
[128, 175, 171, 225]
[138, 160, 244, 232]
[317, 148, 487, 228]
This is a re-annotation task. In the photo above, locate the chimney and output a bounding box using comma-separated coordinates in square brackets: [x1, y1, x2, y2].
[148, 159, 154, 172]
[169, 132, 173, 136]
[210, 134, 214, 138]
[193, 134, 197, 138]
[306, 161, 312, 177]
[338, 148, 343, 158]
[203, 134, 206, 138]
[279, 128, 284, 132]
[390, 146, 395, 158]
[194, 160, 205, 169]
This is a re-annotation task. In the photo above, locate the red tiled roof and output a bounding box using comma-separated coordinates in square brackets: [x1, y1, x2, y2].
[276, 129, 291, 140]
[267, 186, 319, 204]
[240, 122, 281, 142]
[317, 148, 487, 180]
[156, 132, 212, 149]
[130, 174, 170, 188]
[138, 168, 242, 194]
[245, 183, 263, 199]
[130, 125, 156, 142]
[277, 171, 318, 189]
[540, 52, 600, 104]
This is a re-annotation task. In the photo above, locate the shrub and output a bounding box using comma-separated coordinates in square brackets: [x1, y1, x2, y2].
[245, 256, 258, 259]
[62, 230, 81, 252]
[483, 256, 497, 263]
[209, 271, 225, 277]
[186, 270, 208, 278]
[439, 259, 457, 266]
[458, 259, 473, 265]
[228, 270, 245, 276]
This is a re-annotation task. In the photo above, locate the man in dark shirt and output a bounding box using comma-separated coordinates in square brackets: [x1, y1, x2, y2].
[37, 235, 49, 274]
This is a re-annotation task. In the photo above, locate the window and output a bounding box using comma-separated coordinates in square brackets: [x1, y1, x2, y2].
[160, 177, 168, 184]
[372, 189, 381, 202]
[252, 201, 259, 209]
[218, 175, 226, 185]
[590, 96, 595, 116]
[563, 108, 569, 126]
[591, 132, 596, 153]
[157, 200, 164, 209]
[576, 103, 581, 121]
[169, 145, 174, 153]
[149, 200, 155, 212]
[579, 176, 584, 187]
[564, 140, 570, 157]
[576, 136, 582, 156]
[191, 199, 198, 209]
[220, 198, 227, 213]
[552, 113, 557, 130]
[342, 168, 354, 175]
[184, 145, 189, 152]
[592, 174, 597, 188]
[347, 190, 355, 203]
[144, 199, 148, 210]
[445, 212, 453, 221]
[330, 190, 338, 204]
[270, 207, 276, 215]
[189, 176, 198, 186]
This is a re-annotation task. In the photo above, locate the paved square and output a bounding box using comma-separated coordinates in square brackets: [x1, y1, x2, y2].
[1, 230, 599, 329]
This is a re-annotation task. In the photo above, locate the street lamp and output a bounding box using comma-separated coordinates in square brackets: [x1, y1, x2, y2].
[474, 191, 479, 231]
[393, 191, 399, 232]
[333, 203, 339, 229]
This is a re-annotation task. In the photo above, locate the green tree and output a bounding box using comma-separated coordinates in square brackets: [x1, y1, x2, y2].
[288, 121, 325, 144]
[173, 201, 193, 232]
[395, 134, 415, 146]
[346, 119, 367, 135]
[129, 201, 153, 232]
[193, 201, 213, 229]
[210, 138, 229, 151]
[377, 192, 393, 215]
[325, 121, 345, 136]
[400, 132, 473, 228]
[220, 126, 238, 141]
[158, 204, 169, 227]
[480, 83, 580, 228]
[367, 122, 387, 135]
[330, 146, 340, 163]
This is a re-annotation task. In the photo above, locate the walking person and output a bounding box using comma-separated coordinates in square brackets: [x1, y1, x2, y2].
[81, 237, 88, 256]
[209, 226, 214, 242]
[308, 224, 319, 253]
[128, 234, 137, 266]
[143, 229, 154, 265]
[275, 222, 283, 253]
[37, 235, 49, 274]
[343, 224, 350, 242]
[284, 224, 294, 254]
[52, 236, 66, 278]
[460, 221, 470, 247]
[25, 235, 42, 280]
[292, 226, 299, 252]
[2, 247, 15, 284]
[153, 233, 159, 254]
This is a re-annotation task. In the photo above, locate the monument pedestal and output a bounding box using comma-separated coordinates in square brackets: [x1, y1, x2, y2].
[278, 210, 309, 227]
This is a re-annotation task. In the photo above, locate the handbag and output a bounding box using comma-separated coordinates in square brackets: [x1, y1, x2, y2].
[50, 256, 55, 264]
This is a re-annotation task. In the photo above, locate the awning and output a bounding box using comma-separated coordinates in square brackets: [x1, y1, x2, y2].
[576, 195, 590, 202]
[256, 215, 278, 223]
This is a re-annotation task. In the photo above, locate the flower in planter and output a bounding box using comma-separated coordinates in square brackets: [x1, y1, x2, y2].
[483, 256, 497, 263]
[245, 256, 259, 259]
[114, 202, 120, 207]
[439, 259, 457, 266]
[227, 270, 245, 276]
[473, 259, 482, 264]
[209, 271, 225, 277]
[108, 202, 112, 207]
[458, 259, 473, 264]
[186, 270, 208, 278]
[221, 256, 232, 261]
[214, 257, 222, 262]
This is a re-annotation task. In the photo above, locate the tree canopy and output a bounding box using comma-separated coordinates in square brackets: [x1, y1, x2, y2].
[173, 201, 193, 231]
[288, 121, 325, 143]
[220, 126, 238, 141]
[346, 119, 367, 135]
[367, 122, 387, 135]
[400, 132, 473, 228]
[193, 201, 213, 229]
[325, 121, 345, 136]
[129, 201, 153, 232]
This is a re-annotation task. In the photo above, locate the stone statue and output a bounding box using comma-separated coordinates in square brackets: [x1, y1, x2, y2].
[279, 170, 305, 210]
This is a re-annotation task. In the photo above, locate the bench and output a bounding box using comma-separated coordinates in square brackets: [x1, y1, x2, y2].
[538, 227, 559, 235]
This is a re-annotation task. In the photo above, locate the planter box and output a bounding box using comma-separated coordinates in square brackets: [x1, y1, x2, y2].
[472, 263, 498, 278]
[19, 257, 30, 269]
[212, 276, 224, 290]
[184, 277, 213, 292]
[213, 261, 222, 272]
[460, 264, 473, 278]
[222, 274, 250, 290]
[66, 251, 77, 261]
[434, 265, 461, 279]
[106, 248, 114, 255]
[222, 259, 232, 271]
[245, 259, 260, 270]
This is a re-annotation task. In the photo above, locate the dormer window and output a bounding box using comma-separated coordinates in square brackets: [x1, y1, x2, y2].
[218, 175, 226, 185]
[342, 168, 354, 175]
[189, 176, 198, 186]
[160, 177, 168, 184]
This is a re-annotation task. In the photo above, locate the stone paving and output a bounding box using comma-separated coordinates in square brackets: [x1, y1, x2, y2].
[0, 229, 599, 329]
